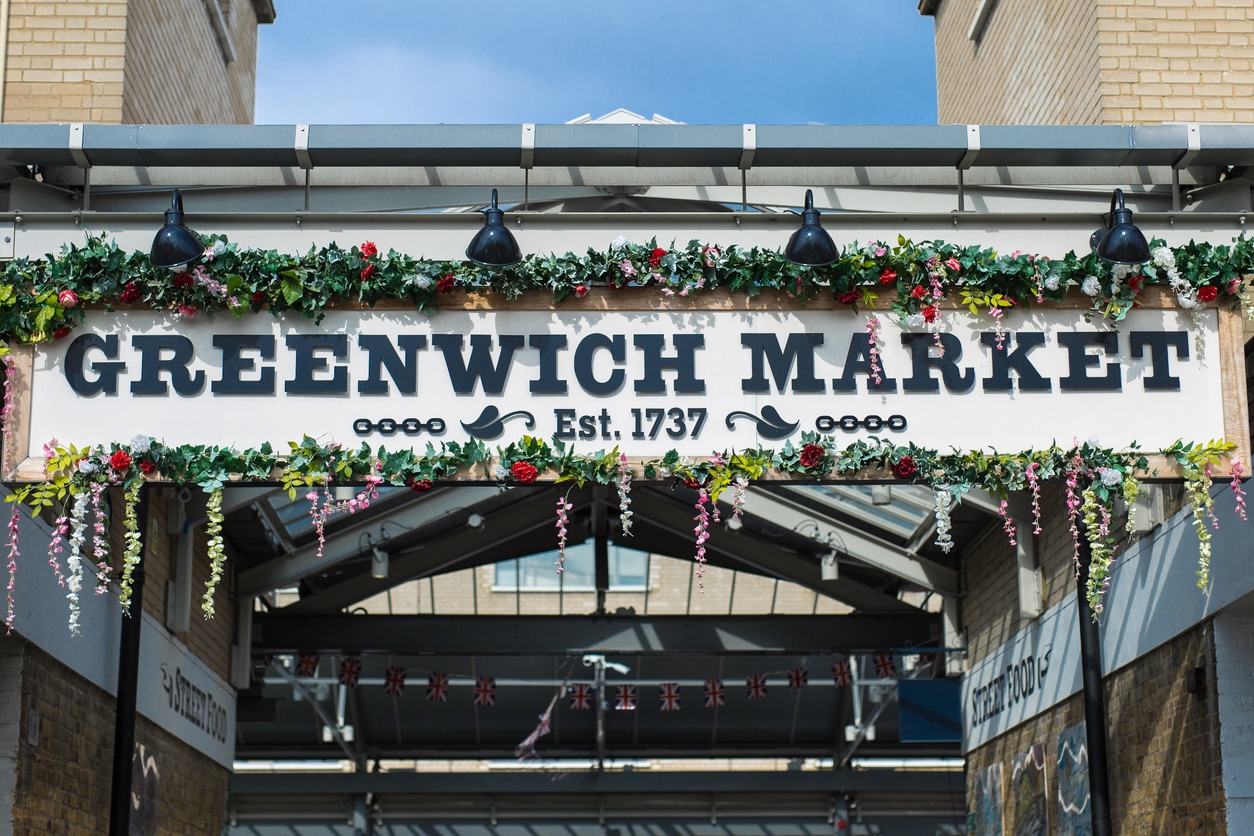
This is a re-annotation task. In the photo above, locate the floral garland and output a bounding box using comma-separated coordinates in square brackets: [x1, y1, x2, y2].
[201, 487, 225, 619]
[0, 233, 1252, 345]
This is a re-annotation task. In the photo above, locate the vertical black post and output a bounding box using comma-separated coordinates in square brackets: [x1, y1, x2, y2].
[592, 486, 609, 615]
[108, 484, 150, 836]
[1075, 529, 1114, 836]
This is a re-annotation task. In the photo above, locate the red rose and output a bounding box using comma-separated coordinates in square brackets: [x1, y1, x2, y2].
[799, 444, 824, 468]
[648, 247, 667, 268]
[945, 257, 961, 272]
[52, 326, 72, 340]
[58, 289, 78, 308]
[878, 267, 898, 286]
[139, 460, 156, 475]
[910, 285, 927, 300]
[173, 273, 194, 289]
[684, 477, 705, 489]
[109, 450, 131, 472]
[892, 456, 917, 479]
[360, 263, 376, 281]
[1198, 285, 1219, 302]
[511, 461, 539, 483]
[921, 305, 938, 323]
[408, 478, 433, 492]
[836, 290, 862, 305]
[119, 282, 141, 304]
[1128, 275, 1145, 293]
[575, 284, 589, 297]
[360, 241, 378, 259]
[436, 274, 457, 293]
[251, 290, 267, 305]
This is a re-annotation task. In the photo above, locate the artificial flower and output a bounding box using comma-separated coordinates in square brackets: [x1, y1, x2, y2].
[407, 478, 433, 492]
[878, 267, 898, 285]
[119, 282, 141, 304]
[129, 435, 151, 454]
[684, 477, 705, 490]
[945, 257, 961, 272]
[57, 290, 78, 308]
[836, 290, 861, 305]
[892, 456, 917, 479]
[251, 290, 266, 305]
[511, 461, 539, 483]
[360, 263, 376, 281]
[52, 327, 71, 341]
[911, 285, 928, 299]
[139, 460, 156, 475]
[1081, 276, 1101, 296]
[437, 274, 457, 293]
[648, 248, 667, 268]
[575, 284, 589, 297]
[173, 273, 194, 289]
[921, 305, 938, 323]
[360, 241, 378, 259]
[1198, 285, 1218, 302]
[109, 450, 131, 472]
[618, 259, 638, 279]
[610, 235, 628, 249]
[178, 304, 198, 318]
[799, 444, 824, 468]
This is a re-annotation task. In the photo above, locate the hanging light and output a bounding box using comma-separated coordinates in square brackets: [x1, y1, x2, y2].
[465, 189, 522, 266]
[783, 189, 838, 267]
[149, 189, 203, 269]
[1090, 188, 1151, 264]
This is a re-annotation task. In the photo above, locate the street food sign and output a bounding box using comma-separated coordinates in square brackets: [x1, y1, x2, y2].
[8, 294, 1246, 477]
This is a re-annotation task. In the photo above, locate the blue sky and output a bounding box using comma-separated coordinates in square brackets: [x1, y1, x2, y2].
[255, 1, 939, 125]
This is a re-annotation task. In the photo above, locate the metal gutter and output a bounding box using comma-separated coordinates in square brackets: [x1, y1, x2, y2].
[0, 123, 1248, 170]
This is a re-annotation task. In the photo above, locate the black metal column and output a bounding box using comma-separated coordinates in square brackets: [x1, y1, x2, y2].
[108, 484, 151, 836]
[592, 486, 609, 615]
[1075, 530, 1113, 836]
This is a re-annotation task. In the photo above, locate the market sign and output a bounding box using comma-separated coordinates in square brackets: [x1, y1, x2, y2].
[6, 296, 1245, 477]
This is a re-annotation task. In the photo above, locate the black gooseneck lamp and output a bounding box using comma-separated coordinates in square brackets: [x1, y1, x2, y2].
[149, 190, 203, 269]
[783, 189, 839, 267]
[465, 189, 523, 266]
[1089, 188, 1151, 264]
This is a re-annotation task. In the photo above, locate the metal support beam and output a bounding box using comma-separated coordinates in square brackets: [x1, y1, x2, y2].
[253, 613, 937, 656]
[1076, 532, 1113, 836]
[740, 488, 959, 596]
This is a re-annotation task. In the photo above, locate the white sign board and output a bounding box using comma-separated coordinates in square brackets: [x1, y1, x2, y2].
[25, 307, 1223, 457]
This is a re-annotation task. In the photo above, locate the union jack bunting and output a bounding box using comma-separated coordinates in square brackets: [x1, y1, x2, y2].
[831, 658, 854, 687]
[614, 684, 637, 710]
[427, 672, 450, 702]
[295, 652, 320, 677]
[788, 667, 809, 690]
[746, 673, 768, 700]
[659, 682, 681, 711]
[873, 653, 897, 679]
[569, 683, 593, 710]
[338, 656, 362, 688]
[383, 666, 406, 696]
[537, 712, 552, 737]
[473, 677, 496, 707]
[703, 679, 725, 707]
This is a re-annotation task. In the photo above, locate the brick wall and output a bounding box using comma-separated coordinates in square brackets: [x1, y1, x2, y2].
[959, 516, 1019, 666]
[965, 621, 1226, 834]
[1096, 0, 1254, 124]
[931, 0, 1104, 124]
[121, 0, 260, 124]
[2, 1, 127, 123]
[10, 641, 229, 836]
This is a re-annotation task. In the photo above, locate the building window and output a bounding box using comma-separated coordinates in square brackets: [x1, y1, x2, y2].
[493, 543, 649, 591]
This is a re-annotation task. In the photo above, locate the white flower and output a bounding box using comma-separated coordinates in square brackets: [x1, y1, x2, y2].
[213, 241, 227, 256]
[1099, 467, 1123, 487]
[904, 313, 926, 328]
[128, 434, 151, 455]
[415, 275, 433, 290]
[610, 235, 628, 249]
[1152, 247, 1176, 270]
[493, 465, 510, 480]
[77, 460, 97, 474]
[1176, 291, 1199, 310]
[1081, 276, 1101, 297]
[1087, 435, 1101, 448]
[1044, 273, 1061, 291]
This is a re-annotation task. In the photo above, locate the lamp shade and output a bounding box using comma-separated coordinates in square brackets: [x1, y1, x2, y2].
[783, 189, 838, 266]
[1092, 188, 1151, 265]
[465, 189, 522, 266]
[149, 190, 203, 269]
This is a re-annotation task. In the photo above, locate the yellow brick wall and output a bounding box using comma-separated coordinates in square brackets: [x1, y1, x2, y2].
[121, 0, 259, 124]
[932, 0, 1105, 124]
[2, 1, 127, 123]
[1096, 0, 1254, 124]
[965, 622, 1226, 835]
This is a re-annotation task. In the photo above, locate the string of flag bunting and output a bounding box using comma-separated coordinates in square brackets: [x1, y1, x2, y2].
[278, 651, 920, 710]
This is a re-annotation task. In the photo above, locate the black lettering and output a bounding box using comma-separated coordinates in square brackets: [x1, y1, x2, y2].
[1130, 331, 1188, 391]
[357, 335, 426, 394]
[285, 334, 349, 394]
[130, 335, 205, 396]
[901, 334, 975, 393]
[212, 335, 275, 395]
[741, 333, 824, 393]
[64, 333, 125, 395]
[554, 409, 576, 439]
[1058, 331, 1121, 391]
[981, 332, 1051, 392]
[431, 334, 524, 395]
[574, 333, 626, 395]
[832, 336, 897, 393]
[529, 335, 568, 394]
[578, 414, 597, 439]
[634, 334, 706, 393]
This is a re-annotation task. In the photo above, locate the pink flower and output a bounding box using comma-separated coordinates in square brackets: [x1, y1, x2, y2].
[702, 245, 720, 267]
[178, 304, 197, 318]
[873, 246, 886, 258]
[574, 284, 589, 297]
[945, 257, 961, 272]
[618, 259, 638, 279]
[57, 290, 78, 308]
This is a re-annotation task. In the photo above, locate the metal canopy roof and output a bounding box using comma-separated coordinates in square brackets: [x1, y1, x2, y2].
[1, 122, 1251, 169]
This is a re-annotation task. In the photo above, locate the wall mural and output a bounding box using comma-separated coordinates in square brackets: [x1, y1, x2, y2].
[1057, 722, 1092, 836]
[1011, 743, 1047, 836]
[973, 762, 1005, 836]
